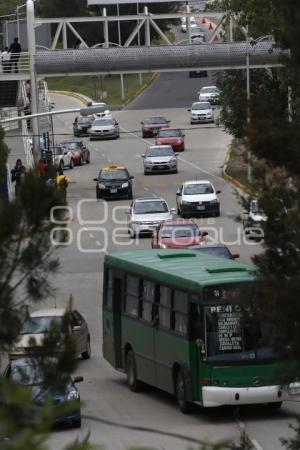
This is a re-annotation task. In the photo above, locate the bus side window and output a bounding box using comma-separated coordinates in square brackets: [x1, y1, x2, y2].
[189, 303, 203, 340]
[125, 274, 139, 317]
[172, 291, 188, 335]
[104, 268, 113, 310]
[158, 285, 172, 329]
[141, 280, 155, 322]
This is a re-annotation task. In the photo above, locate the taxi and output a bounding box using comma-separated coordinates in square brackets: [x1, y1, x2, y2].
[93, 165, 134, 200]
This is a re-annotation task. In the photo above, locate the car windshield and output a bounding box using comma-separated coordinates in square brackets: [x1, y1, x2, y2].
[204, 304, 277, 362]
[10, 363, 43, 385]
[146, 148, 174, 157]
[144, 117, 168, 125]
[158, 129, 181, 138]
[134, 201, 169, 214]
[61, 142, 81, 150]
[183, 183, 214, 195]
[201, 87, 218, 94]
[192, 102, 211, 110]
[192, 246, 231, 259]
[100, 170, 128, 180]
[160, 225, 199, 238]
[78, 117, 93, 124]
[94, 119, 114, 126]
[20, 316, 64, 334]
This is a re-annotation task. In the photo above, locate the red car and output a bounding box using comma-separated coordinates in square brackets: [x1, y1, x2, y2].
[151, 219, 208, 249]
[141, 116, 170, 138]
[190, 243, 240, 259]
[60, 139, 90, 166]
[155, 128, 185, 151]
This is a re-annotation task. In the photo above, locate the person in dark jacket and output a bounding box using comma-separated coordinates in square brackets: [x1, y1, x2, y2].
[11, 159, 26, 196]
[9, 37, 22, 73]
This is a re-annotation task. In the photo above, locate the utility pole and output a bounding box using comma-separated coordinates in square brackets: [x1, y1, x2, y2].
[26, 0, 39, 164]
[246, 25, 252, 183]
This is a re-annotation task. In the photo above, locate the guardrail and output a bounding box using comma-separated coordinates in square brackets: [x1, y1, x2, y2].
[22, 119, 34, 168]
[0, 52, 30, 75]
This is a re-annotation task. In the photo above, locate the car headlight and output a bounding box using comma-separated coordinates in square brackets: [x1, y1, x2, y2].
[206, 113, 212, 117]
[144, 158, 152, 164]
[67, 389, 80, 401]
[170, 157, 177, 162]
[98, 183, 106, 189]
[77, 126, 82, 130]
[182, 200, 190, 205]
[176, 139, 182, 144]
[210, 198, 219, 204]
[121, 182, 129, 188]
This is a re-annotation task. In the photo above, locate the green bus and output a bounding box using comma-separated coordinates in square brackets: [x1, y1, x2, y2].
[102, 249, 300, 412]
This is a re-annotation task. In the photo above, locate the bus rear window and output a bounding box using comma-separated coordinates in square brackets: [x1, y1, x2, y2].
[205, 305, 277, 362]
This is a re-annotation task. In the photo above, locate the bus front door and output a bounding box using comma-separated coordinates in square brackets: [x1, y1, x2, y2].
[103, 277, 123, 369]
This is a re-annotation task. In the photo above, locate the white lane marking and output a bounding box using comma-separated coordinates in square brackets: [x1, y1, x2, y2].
[251, 439, 264, 450]
[237, 420, 245, 431]
[144, 187, 149, 191]
[88, 233, 95, 238]
[96, 241, 102, 246]
[177, 156, 224, 181]
[120, 126, 152, 144]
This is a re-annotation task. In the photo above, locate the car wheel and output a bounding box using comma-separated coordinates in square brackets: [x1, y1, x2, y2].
[142, 133, 146, 138]
[215, 209, 220, 217]
[58, 162, 64, 174]
[173, 169, 178, 174]
[96, 189, 102, 199]
[144, 170, 149, 176]
[175, 369, 191, 414]
[86, 155, 90, 164]
[79, 156, 83, 166]
[82, 336, 91, 360]
[128, 190, 133, 200]
[72, 416, 82, 428]
[126, 350, 142, 392]
[69, 159, 74, 169]
[177, 206, 181, 216]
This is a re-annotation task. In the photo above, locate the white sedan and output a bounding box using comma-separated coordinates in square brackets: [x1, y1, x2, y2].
[188, 101, 214, 124]
[88, 117, 120, 140]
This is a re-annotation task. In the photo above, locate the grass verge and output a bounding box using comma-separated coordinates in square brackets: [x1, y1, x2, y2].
[46, 73, 155, 106]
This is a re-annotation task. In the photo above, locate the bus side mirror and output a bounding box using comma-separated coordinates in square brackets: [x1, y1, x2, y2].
[196, 338, 206, 357]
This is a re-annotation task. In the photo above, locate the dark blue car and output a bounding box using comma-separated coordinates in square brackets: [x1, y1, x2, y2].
[4, 358, 83, 428]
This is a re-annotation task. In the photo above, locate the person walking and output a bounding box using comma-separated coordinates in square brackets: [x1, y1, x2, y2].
[38, 158, 48, 179]
[1, 47, 11, 73]
[11, 159, 26, 196]
[9, 37, 22, 73]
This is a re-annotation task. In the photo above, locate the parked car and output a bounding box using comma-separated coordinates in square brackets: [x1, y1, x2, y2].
[155, 128, 185, 151]
[188, 101, 214, 124]
[176, 180, 221, 217]
[190, 243, 240, 259]
[181, 16, 198, 33]
[4, 357, 83, 428]
[126, 197, 175, 237]
[73, 115, 94, 136]
[141, 116, 170, 138]
[9, 308, 91, 361]
[52, 145, 74, 172]
[88, 117, 120, 140]
[59, 139, 90, 166]
[198, 85, 220, 105]
[142, 145, 178, 175]
[151, 219, 208, 249]
[93, 165, 134, 200]
[241, 199, 267, 239]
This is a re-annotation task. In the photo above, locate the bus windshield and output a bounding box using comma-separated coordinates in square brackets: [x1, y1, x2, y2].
[204, 304, 277, 362]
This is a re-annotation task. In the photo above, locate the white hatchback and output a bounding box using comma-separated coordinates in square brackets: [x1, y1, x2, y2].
[176, 180, 221, 217]
[188, 101, 214, 124]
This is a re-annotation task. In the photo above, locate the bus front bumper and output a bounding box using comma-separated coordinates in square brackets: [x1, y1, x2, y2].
[202, 384, 300, 407]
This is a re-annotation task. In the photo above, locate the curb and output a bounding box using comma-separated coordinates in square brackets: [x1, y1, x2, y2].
[49, 90, 93, 106]
[123, 72, 158, 106]
[222, 146, 258, 197]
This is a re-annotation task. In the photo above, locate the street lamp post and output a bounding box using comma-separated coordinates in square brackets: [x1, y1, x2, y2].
[246, 25, 252, 183]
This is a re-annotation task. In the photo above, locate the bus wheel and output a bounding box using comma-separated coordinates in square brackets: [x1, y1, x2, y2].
[126, 350, 141, 392]
[176, 370, 191, 414]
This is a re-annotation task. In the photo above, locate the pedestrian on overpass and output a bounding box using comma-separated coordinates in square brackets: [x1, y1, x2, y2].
[9, 37, 22, 73]
[1, 47, 11, 73]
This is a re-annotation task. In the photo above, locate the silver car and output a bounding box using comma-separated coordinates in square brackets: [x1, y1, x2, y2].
[127, 197, 175, 237]
[142, 145, 178, 175]
[9, 308, 91, 360]
[88, 117, 120, 140]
